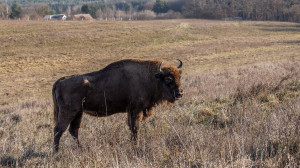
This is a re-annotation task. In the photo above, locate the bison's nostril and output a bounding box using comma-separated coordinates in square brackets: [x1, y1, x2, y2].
[175, 93, 183, 99]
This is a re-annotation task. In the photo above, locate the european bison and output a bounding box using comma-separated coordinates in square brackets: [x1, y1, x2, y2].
[52, 59, 183, 151]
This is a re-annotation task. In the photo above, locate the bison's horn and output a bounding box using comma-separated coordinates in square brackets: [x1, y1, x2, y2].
[158, 62, 163, 72]
[177, 59, 182, 69]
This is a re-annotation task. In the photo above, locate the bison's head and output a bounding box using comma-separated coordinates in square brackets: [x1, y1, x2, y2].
[155, 60, 183, 103]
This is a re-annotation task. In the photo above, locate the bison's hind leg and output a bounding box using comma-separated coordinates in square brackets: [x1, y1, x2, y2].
[69, 112, 83, 148]
[54, 108, 81, 152]
[54, 117, 72, 152]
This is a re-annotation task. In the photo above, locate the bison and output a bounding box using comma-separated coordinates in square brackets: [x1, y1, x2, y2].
[52, 59, 183, 151]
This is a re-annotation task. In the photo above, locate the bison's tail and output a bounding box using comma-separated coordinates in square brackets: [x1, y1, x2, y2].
[52, 81, 59, 125]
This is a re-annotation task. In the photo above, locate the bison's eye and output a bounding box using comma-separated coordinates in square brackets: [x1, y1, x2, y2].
[164, 77, 172, 84]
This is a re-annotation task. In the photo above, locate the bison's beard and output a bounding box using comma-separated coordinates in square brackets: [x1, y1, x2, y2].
[162, 92, 177, 103]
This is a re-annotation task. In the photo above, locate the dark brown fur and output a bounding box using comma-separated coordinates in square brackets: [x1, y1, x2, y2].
[52, 59, 183, 151]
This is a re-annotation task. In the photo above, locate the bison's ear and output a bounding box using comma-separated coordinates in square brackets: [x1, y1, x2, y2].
[155, 73, 163, 79]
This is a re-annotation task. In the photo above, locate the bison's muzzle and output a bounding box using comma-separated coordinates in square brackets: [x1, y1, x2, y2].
[174, 88, 183, 100]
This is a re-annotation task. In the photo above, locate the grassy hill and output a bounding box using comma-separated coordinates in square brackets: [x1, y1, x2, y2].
[0, 19, 299, 167]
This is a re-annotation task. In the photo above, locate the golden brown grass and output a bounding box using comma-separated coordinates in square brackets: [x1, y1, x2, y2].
[0, 19, 299, 167]
[1, 20, 299, 104]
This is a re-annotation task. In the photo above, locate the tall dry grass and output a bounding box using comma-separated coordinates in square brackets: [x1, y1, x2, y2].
[0, 62, 299, 167]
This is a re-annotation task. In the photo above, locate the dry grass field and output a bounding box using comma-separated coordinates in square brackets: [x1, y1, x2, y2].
[0, 19, 299, 167]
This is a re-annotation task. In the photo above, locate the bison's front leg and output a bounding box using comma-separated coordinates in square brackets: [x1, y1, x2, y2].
[128, 112, 143, 142]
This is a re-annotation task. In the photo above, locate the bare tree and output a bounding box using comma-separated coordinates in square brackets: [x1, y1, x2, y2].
[0, 3, 5, 19]
[23, 4, 40, 20]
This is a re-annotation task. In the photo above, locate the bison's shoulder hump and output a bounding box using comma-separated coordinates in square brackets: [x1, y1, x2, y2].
[101, 59, 161, 72]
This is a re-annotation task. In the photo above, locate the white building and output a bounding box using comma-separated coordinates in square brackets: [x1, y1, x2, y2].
[44, 14, 67, 20]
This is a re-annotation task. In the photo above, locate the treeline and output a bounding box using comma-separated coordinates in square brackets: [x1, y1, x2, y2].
[183, 0, 300, 22]
[1, 0, 300, 22]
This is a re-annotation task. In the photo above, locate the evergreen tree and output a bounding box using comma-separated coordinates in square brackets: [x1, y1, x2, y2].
[153, 0, 169, 14]
[81, 4, 90, 14]
[10, 3, 22, 19]
[115, 2, 132, 13]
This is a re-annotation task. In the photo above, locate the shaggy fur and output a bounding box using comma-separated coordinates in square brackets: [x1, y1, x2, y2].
[52, 59, 183, 151]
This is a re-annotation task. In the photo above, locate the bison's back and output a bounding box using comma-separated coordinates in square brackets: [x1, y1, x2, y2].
[52, 59, 162, 117]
